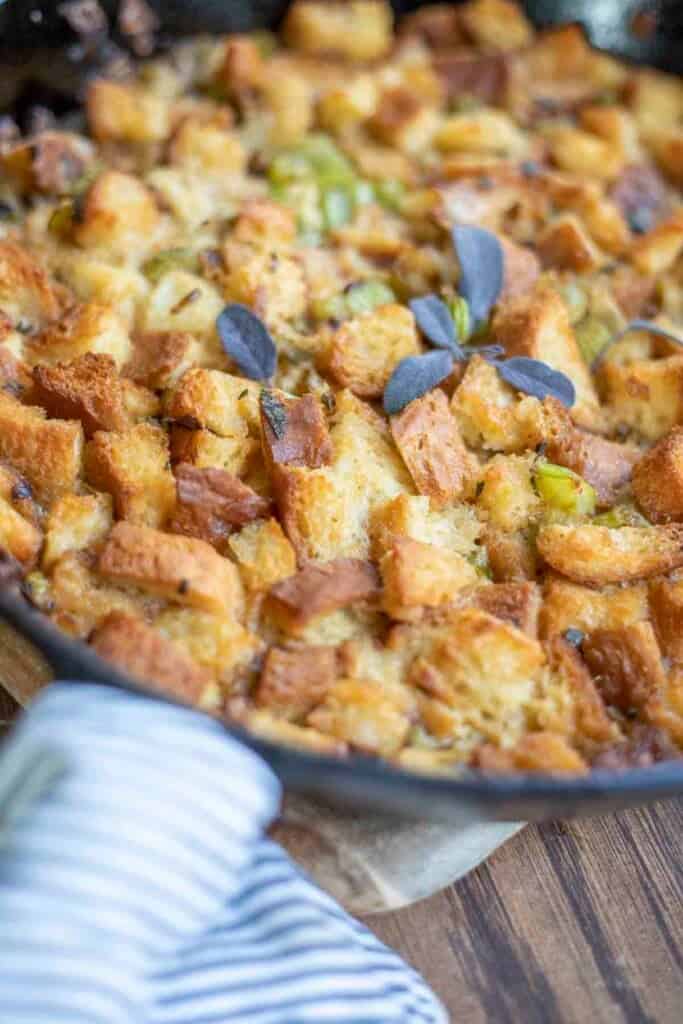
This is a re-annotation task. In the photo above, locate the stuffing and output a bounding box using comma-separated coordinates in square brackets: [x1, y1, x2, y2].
[0, 392, 83, 502]
[229, 518, 297, 593]
[85, 422, 174, 529]
[72, 171, 160, 252]
[537, 524, 683, 586]
[267, 557, 380, 634]
[255, 644, 339, 720]
[28, 302, 132, 370]
[42, 493, 112, 571]
[324, 304, 421, 398]
[283, 1, 393, 61]
[168, 463, 270, 548]
[380, 537, 477, 621]
[632, 427, 683, 522]
[540, 575, 648, 639]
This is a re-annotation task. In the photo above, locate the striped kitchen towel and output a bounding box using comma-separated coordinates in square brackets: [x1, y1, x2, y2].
[0, 682, 447, 1023]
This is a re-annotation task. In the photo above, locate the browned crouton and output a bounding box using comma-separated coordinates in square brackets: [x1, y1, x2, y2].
[472, 733, 588, 775]
[537, 523, 683, 586]
[0, 392, 83, 502]
[325, 304, 420, 398]
[630, 212, 683, 275]
[632, 426, 683, 522]
[32, 354, 132, 436]
[0, 346, 32, 397]
[369, 88, 439, 153]
[43, 493, 112, 571]
[260, 392, 332, 470]
[493, 285, 602, 430]
[167, 464, 270, 548]
[582, 622, 666, 712]
[649, 577, 683, 662]
[307, 677, 412, 756]
[169, 426, 258, 480]
[476, 454, 541, 531]
[472, 581, 541, 637]
[2, 131, 94, 196]
[283, 0, 393, 61]
[0, 495, 41, 567]
[433, 52, 509, 106]
[540, 575, 648, 639]
[0, 241, 61, 327]
[72, 171, 160, 251]
[498, 237, 541, 305]
[214, 35, 266, 106]
[483, 526, 537, 582]
[452, 355, 545, 453]
[50, 551, 151, 637]
[390, 390, 475, 507]
[28, 302, 132, 369]
[168, 113, 245, 174]
[229, 518, 297, 593]
[537, 213, 605, 273]
[460, 0, 533, 51]
[222, 246, 307, 329]
[165, 368, 259, 438]
[255, 644, 338, 720]
[545, 635, 616, 745]
[87, 79, 170, 143]
[85, 423, 175, 528]
[90, 612, 211, 704]
[125, 331, 201, 390]
[267, 558, 380, 634]
[380, 537, 477, 621]
[98, 521, 244, 616]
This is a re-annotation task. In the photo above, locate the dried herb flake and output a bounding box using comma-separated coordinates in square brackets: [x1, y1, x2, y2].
[261, 389, 288, 440]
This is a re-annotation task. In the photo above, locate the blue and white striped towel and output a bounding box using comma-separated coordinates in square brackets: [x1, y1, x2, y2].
[0, 683, 447, 1023]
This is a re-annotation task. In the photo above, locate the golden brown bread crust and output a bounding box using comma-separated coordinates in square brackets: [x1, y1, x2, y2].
[472, 581, 541, 637]
[380, 537, 477, 621]
[90, 612, 212, 704]
[168, 463, 270, 548]
[0, 392, 83, 503]
[267, 557, 380, 634]
[255, 644, 338, 720]
[85, 422, 175, 529]
[260, 392, 332, 470]
[632, 426, 683, 522]
[537, 523, 683, 586]
[32, 354, 132, 436]
[582, 622, 666, 713]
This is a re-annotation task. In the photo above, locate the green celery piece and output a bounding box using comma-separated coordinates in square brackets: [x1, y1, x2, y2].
[142, 248, 198, 284]
[345, 280, 396, 315]
[322, 187, 353, 230]
[575, 317, 612, 365]
[534, 461, 597, 516]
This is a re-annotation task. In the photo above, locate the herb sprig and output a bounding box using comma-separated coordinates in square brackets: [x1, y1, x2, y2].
[384, 226, 576, 415]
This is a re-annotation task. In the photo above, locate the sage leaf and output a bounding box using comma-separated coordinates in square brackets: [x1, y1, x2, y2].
[409, 294, 464, 355]
[383, 350, 454, 415]
[260, 389, 288, 439]
[452, 225, 504, 326]
[216, 304, 277, 380]
[496, 356, 575, 407]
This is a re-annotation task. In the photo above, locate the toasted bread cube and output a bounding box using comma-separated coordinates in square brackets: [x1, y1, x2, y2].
[261, 62, 314, 147]
[145, 167, 215, 229]
[409, 608, 545, 737]
[390, 390, 475, 507]
[632, 427, 683, 522]
[168, 464, 269, 549]
[168, 114, 246, 174]
[542, 635, 616, 747]
[141, 270, 225, 338]
[0, 495, 41, 567]
[222, 248, 307, 330]
[326, 303, 420, 399]
[214, 35, 265, 103]
[50, 552, 151, 636]
[582, 622, 665, 712]
[599, 354, 683, 442]
[267, 557, 380, 635]
[473, 733, 588, 775]
[537, 523, 683, 586]
[229, 518, 297, 593]
[472, 581, 541, 637]
[452, 356, 544, 452]
[436, 109, 527, 158]
[169, 426, 257, 478]
[318, 76, 380, 134]
[381, 537, 477, 621]
[369, 88, 439, 153]
[549, 128, 623, 182]
[460, 0, 533, 51]
[643, 669, 683, 749]
[498, 237, 541, 305]
[0, 241, 60, 328]
[275, 392, 411, 562]
[85, 423, 175, 528]
[2, 131, 94, 196]
[476, 453, 541, 532]
[90, 612, 211, 703]
[125, 331, 202, 390]
[307, 677, 411, 756]
[98, 521, 243, 616]
[283, 0, 393, 61]
[43, 493, 112, 572]
[32, 353, 146, 437]
[255, 644, 338, 720]
[540, 576, 648, 639]
[630, 69, 683, 135]
[28, 302, 132, 370]
[59, 256, 148, 331]
[87, 79, 170, 143]
[484, 526, 536, 583]
[166, 368, 259, 438]
[260, 392, 332, 470]
[649, 577, 683, 662]
[630, 212, 683, 276]
[493, 285, 602, 431]
[370, 493, 481, 560]
[154, 606, 260, 683]
[0, 392, 83, 502]
[231, 200, 298, 249]
[537, 213, 605, 273]
[73, 171, 159, 252]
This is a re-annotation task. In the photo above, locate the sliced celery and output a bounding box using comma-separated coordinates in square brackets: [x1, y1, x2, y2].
[344, 280, 396, 315]
[534, 461, 597, 516]
[575, 316, 612, 365]
[142, 248, 198, 283]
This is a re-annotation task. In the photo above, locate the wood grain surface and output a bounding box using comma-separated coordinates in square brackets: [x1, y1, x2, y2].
[1, 687, 680, 1022]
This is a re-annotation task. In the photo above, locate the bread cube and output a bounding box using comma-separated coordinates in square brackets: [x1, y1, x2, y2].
[460, 0, 533, 51]
[255, 644, 338, 720]
[537, 523, 683, 586]
[50, 551, 150, 637]
[630, 212, 683, 276]
[549, 127, 623, 182]
[43, 493, 112, 571]
[267, 557, 380, 635]
[0, 392, 83, 502]
[98, 521, 244, 616]
[85, 423, 175, 528]
[90, 612, 211, 703]
[283, 1, 393, 61]
[436, 109, 527, 158]
[28, 302, 132, 370]
[260, 392, 332, 470]
[473, 733, 588, 775]
[381, 537, 477, 621]
[214, 35, 265, 104]
[390, 389, 476, 507]
[452, 356, 544, 452]
[537, 213, 605, 273]
[229, 518, 297, 593]
[141, 270, 225, 338]
[169, 426, 257, 479]
[542, 635, 616, 747]
[369, 88, 439, 153]
[307, 677, 411, 756]
[125, 331, 202, 390]
[87, 79, 170, 143]
[168, 114, 246, 174]
[476, 453, 541, 532]
[632, 427, 683, 522]
[2, 131, 94, 196]
[599, 354, 683, 442]
[261, 61, 313, 147]
[64, 256, 149, 330]
[483, 526, 536, 583]
[0, 241, 61, 328]
[73, 171, 160, 252]
[471, 581, 541, 637]
[168, 464, 269, 548]
[165, 368, 259, 438]
[370, 493, 481, 559]
[493, 285, 603, 431]
[154, 606, 260, 682]
[0, 495, 41, 567]
[649, 577, 683, 662]
[540, 576, 648, 639]
[582, 622, 666, 712]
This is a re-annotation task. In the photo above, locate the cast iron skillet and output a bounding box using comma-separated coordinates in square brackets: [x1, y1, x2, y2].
[0, 0, 682, 824]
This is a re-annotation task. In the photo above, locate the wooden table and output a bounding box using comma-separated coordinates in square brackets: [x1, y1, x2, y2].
[1, 688, 681, 1022]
